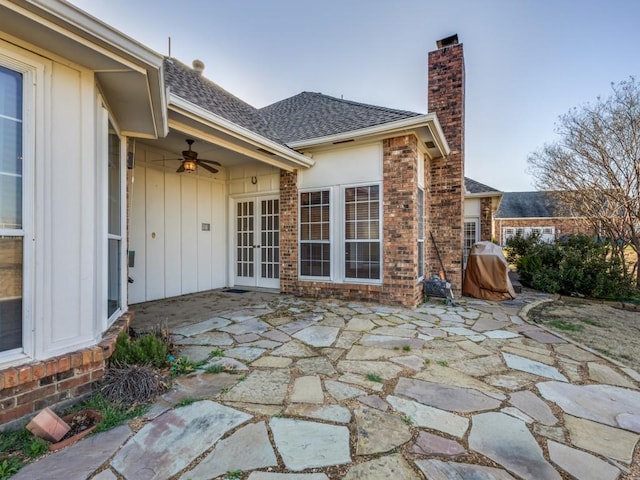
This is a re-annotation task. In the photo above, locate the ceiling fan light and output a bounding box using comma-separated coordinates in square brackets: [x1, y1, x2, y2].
[183, 160, 197, 173]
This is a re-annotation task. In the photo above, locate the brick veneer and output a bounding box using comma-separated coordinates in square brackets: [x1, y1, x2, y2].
[280, 135, 423, 307]
[0, 312, 132, 428]
[495, 218, 594, 245]
[480, 197, 493, 241]
[427, 38, 465, 290]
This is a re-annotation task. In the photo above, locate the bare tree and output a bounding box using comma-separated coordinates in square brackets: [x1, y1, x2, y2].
[528, 77, 640, 284]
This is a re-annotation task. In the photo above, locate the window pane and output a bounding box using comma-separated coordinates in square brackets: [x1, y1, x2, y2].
[107, 238, 120, 317]
[0, 237, 23, 350]
[0, 174, 22, 229]
[299, 190, 330, 277]
[108, 126, 120, 235]
[345, 241, 380, 279]
[0, 86, 23, 228]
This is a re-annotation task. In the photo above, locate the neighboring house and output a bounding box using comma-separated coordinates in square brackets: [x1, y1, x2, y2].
[494, 191, 593, 246]
[0, 0, 467, 425]
[463, 177, 501, 267]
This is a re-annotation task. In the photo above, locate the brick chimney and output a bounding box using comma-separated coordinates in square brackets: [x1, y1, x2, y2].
[427, 34, 465, 289]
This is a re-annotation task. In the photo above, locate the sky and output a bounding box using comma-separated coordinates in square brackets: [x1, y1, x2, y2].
[70, 0, 640, 192]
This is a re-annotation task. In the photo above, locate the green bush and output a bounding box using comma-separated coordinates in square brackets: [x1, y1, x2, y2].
[506, 233, 635, 298]
[110, 332, 168, 368]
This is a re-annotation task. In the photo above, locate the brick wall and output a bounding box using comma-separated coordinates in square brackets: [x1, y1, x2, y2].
[279, 170, 298, 295]
[495, 218, 594, 245]
[0, 312, 132, 429]
[427, 37, 465, 290]
[280, 135, 423, 307]
[381, 135, 422, 306]
[480, 197, 493, 241]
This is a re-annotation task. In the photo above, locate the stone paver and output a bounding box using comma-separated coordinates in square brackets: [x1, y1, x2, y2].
[293, 325, 340, 347]
[547, 440, 621, 480]
[19, 290, 640, 480]
[469, 412, 561, 480]
[395, 377, 501, 413]
[503, 352, 568, 381]
[249, 474, 329, 480]
[537, 381, 640, 431]
[354, 407, 412, 455]
[290, 375, 324, 403]
[269, 418, 351, 470]
[111, 401, 251, 480]
[387, 395, 469, 437]
[410, 431, 466, 456]
[509, 390, 558, 425]
[415, 459, 516, 480]
[343, 454, 421, 480]
[221, 369, 290, 404]
[13, 425, 132, 480]
[180, 421, 277, 480]
[587, 362, 637, 388]
[564, 414, 639, 464]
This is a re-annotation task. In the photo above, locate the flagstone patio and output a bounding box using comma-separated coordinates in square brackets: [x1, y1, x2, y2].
[14, 289, 640, 480]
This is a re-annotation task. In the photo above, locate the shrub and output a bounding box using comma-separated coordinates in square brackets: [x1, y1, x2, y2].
[110, 331, 168, 368]
[506, 233, 635, 298]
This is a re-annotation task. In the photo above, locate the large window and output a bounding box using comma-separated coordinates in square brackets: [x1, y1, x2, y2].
[0, 65, 23, 352]
[300, 190, 330, 277]
[463, 219, 479, 269]
[107, 123, 121, 318]
[345, 185, 380, 280]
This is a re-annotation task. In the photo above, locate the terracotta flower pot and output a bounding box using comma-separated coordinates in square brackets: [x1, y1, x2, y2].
[26, 407, 71, 443]
[48, 409, 103, 452]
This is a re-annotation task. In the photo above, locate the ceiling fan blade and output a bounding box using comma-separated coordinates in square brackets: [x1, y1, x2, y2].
[176, 163, 185, 173]
[198, 158, 222, 166]
[198, 161, 219, 174]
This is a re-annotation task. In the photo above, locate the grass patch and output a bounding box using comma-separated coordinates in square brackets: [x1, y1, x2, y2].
[169, 356, 206, 376]
[365, 373, 382, 383]
[205, 364, 224, 374]
[210, 348, 225, 358]
[175, 397, 201, 408]
[548, 320, 584, 332]
[437, 360, 448, 367]
[402, 345, 411, 352]
[225, 470, 243, 480]
[402, 415, 414, 425]
[577, 317, 599, 326]
[70, 393, 148, 432]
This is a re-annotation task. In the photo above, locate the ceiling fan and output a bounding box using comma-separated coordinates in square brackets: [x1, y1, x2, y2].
[169, 139, 221, 174]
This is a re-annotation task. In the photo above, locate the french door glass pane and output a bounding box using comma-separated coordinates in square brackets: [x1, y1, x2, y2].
[107, 123, 121, 317]
[108, 129, 121, 236]
[0, 237, 22, 350]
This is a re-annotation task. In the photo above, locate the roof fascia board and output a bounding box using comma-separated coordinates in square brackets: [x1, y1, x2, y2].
[168, 119, 295, 172]
[169, 93, 314, 169]
[286, 113, 451, 157]
[21, 0, 165, 69]
[465, 192, 502, 198]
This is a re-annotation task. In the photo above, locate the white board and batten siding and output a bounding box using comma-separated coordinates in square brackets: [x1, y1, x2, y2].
[4, 36, 110, 360]
[128, 157, 227, 304]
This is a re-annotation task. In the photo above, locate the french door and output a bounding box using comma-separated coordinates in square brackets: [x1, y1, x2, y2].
[234, 196, 280, 289]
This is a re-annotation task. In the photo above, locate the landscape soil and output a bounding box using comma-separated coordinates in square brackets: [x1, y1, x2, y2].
[528, 296, 640, 371]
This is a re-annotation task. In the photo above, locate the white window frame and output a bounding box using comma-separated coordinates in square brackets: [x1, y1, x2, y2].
[298, 188, 333, 281]
[0, 46, 43, 364]
[342, 182, 383, 284]
[97, 99, 127, 330]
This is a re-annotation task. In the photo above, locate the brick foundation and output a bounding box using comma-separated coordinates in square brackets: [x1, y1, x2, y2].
[0, 311, 133, 429]
[480, 197, 493, 241]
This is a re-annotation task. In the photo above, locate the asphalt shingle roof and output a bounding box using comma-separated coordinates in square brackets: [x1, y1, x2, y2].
[164, 58, 283, 143]
[495, 191, 574, 218]
[465, 177, 500, 195]
[259, 92, 422, 143]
